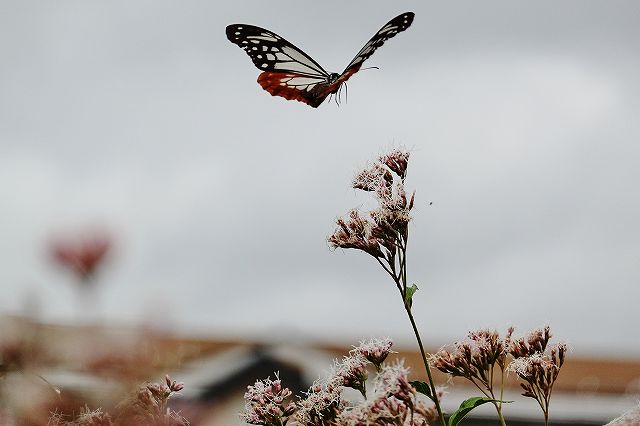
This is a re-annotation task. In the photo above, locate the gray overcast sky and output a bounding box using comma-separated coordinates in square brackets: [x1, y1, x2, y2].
[1, 1, 639, 357]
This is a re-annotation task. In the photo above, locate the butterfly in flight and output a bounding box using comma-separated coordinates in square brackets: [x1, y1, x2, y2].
[225, 12, 414, 108]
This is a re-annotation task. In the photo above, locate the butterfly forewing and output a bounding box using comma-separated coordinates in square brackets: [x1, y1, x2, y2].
[342, 12, 415, 75]
[226, 24, 329, 78]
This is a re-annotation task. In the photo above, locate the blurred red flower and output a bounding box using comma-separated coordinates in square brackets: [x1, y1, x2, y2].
[50, 233, 112, 282]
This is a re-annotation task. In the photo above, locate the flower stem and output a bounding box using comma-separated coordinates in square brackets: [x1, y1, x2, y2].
[497, 367, 507, 426]
[395, 231, 446, 425]
[404, 303, 446, 426]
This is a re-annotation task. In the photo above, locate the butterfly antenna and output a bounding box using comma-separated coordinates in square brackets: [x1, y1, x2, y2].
[360, 66, 380, 71]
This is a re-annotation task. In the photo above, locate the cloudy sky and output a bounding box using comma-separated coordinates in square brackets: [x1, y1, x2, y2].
[1, 1, 639, 357]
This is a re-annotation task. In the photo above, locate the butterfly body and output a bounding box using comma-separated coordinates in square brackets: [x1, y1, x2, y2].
[226, 12, 414, 107]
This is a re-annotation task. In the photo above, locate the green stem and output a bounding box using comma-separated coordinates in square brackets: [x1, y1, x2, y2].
[404, 298, 446, 426]
[497, 367, 507, 426]
[488, 365, 507, 426]
[393, 231, 445, 425]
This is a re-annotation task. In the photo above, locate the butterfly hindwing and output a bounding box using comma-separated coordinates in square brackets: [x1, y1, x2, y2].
[256, 72, 332, 107]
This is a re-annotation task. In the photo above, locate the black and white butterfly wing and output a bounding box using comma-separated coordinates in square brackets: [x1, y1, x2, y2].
[337, 12, 415, 84]
[226, 24, 334, 107]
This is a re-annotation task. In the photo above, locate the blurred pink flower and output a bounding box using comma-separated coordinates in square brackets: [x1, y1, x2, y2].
[50, 232, 112, 282]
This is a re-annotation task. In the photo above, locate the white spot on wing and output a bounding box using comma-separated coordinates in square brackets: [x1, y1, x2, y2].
[286, 76, 325, 86]
[379, 26, 397, 34]
[248, 35, 279, 42]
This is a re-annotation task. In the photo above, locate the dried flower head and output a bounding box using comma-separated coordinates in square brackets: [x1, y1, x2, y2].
[328, 209, 385, 259]
[380, 148, 411, 180]
[114, 375, 188, 425]
[507, 327, 567, 425]
[509, 326, 552, 358]
[335, 354, 369, 399]
[295, 373, 346, 426]
[353, 162, 393, 192]
[338, 360, 435, 426]
[329, 148, 415, 268]
[351, 337, 395, 372]
[241, 373, 294, 426]
[431, 329, 509, 388]
[73, 408, 113, 426]
[48, 407, 113, 426]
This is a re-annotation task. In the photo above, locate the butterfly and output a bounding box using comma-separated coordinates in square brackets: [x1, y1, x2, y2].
[225, 12, 415, 108]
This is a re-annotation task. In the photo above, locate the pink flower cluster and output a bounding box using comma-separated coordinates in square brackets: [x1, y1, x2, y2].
[241, 373, 296, 426]
[338, 362, 435, 426]
[328, 148, 415, 262]
[49, 375, 188, 426]
[242, 338, 436, 426]
[507, 326, 567, 421]
[432, 326, 567, 424]
[50, 232, 111, 282]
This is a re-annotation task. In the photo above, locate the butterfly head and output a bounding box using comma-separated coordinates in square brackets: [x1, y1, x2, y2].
[327, 73, 341, 93]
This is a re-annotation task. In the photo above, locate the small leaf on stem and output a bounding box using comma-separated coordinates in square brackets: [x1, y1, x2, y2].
[404, 283, 419, 309]
[409, 380, 432, 400]
[448, 397, 512, 426]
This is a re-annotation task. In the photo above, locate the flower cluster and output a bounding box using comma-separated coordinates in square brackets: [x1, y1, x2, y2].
[50, 376, 188, 426]
[431, 328, 511, 390]
[328, 148, 415, 265]
[509, 325, 552, 357]
[115, 375, 187, 425]
[243, 338, 437, 426]
[433, 326, 567, 426]
[49, 407, 112, 426]
[50, 232, 112, 282]
[241, 373, 296, 426]
[295, 373, 347, 426]
[507, 326, 567, 423]
[351, 337, 395, 372]
[338, 361, 435, 426]
[334, 354, 369, 398]
[431, 328, 512, 422]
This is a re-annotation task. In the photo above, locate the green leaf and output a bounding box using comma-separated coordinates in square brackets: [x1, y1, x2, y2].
[404, 283, 418, 308]
[447, 397, 512, 426]
[409, 380, 432, 399]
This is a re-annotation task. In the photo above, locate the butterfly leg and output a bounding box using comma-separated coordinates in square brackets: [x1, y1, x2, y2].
[344, 82, 348, 105]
